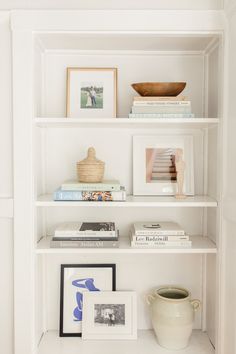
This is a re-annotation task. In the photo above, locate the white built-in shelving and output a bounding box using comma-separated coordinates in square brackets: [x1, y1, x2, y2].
[36, 194, 217, 207]
[37, 236, 217, 254]
[35, 118, 220, 129]
[38, 330, 214, 354]
[12, 9, 226, 354]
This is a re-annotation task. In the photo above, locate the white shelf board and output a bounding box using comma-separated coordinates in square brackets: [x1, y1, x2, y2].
[36, 236, 217, 254]
[38, 329, 214, 354]
[36, 195, 217, 207]
[35, 117, 219, 129]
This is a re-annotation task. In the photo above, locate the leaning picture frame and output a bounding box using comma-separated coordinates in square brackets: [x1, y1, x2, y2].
[133, 135, 194, 196]
[82, 291, 137, 340]
[60, 264, 116, 337]
[66, 67, 117, 118]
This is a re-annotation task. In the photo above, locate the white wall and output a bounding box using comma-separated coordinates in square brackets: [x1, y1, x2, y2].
[0, 12, 13, 354]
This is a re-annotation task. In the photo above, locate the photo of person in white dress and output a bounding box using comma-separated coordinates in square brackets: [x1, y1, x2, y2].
[85, 90, 92, 107]
[80, 82, 103, 109]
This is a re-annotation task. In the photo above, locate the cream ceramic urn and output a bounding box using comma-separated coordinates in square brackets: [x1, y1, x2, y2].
[146, 286, 200, 350]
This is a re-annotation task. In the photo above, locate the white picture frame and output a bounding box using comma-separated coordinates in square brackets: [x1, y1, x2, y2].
[66, 67, 117, 118]
[82, 291, 137, 340]
[133, 135, 194, 196]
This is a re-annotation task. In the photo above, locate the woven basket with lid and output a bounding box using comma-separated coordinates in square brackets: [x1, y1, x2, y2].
[77, 147, 105, 183]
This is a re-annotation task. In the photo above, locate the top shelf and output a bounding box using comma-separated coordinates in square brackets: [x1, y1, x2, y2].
[35, 118, 219, 129]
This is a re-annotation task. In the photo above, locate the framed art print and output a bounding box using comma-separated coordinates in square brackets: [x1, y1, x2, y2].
[82, 291, 137, 340]
[66, 67, 117, 118]
[133, 135, 194, 196]
[60, 264, 116, 337]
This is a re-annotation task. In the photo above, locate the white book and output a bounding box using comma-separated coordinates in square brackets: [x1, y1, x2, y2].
[133, 222, 185, 236]
[130, 240, 192, 248]
[55, 222, 116, 237]
[133, 101, 191, 106]
[131, 234, 189, 242]
[133, 95, 187, 102]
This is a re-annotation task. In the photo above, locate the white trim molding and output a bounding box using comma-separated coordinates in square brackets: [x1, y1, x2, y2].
[11, 10, 225, 32]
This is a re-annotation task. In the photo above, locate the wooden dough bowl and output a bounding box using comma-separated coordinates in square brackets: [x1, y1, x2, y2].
[131, 82, 186, 97]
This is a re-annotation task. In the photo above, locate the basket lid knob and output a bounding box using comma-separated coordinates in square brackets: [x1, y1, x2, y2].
[87, 147, 96, 159]
[78, 147, 104, 165]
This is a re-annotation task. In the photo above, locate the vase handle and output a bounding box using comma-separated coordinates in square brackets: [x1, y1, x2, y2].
[146, 294, 156, 305]
[190, 299, 201, 311]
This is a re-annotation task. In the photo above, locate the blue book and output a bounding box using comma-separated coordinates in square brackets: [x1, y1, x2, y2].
[53, 187, 126, 201]
[129, 113, 195, 118]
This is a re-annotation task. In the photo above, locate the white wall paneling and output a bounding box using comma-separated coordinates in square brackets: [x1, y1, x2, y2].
[0, 11, 13, 354]
[12, 29, 36, 354]
[221, 8, 236, 354]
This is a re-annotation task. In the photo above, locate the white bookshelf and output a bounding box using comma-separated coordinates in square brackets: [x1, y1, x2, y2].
[12, 9, 226, 354]
[38, 330, 214, 354]
[35, 117, 220, 129]
[36, 194, 217, 207]
[36, 236, 217, 254]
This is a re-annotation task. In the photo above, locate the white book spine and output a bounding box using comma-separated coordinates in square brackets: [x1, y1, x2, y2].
[131, 240, 192, 248]
[55, 231, 116, 237]
[134, 230, 185, 236]
[133, 101, 191, 106]
[133, 235, 189, 241]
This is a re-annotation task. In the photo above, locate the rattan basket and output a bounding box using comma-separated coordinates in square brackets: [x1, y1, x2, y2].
[77, 147, 105, 183]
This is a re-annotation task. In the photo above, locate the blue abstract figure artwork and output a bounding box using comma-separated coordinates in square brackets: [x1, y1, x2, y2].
[72, 278, 100, 322]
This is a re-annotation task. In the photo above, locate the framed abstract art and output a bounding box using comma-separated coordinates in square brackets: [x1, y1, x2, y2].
[59, 264, 116, 337]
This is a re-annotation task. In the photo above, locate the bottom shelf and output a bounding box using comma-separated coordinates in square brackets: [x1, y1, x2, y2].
[38, 330, 214, 354]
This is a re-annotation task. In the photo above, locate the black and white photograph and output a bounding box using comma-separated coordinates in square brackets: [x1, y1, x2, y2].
[82, 291, 137, 340]
[94, 304, 125, 327]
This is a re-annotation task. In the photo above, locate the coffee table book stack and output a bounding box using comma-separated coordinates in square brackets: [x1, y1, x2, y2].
[50, 222, 119, 248]
[53, 180, 126, 202]
[130, 222, 191, 248]
[129, 95, 194, 119]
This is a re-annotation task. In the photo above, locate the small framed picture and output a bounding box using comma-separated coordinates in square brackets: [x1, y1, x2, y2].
[82, 291, 137, 340]
[60, 264, 116, 337]
[66, 67, 117, 118]
[133, 135, 194, 196]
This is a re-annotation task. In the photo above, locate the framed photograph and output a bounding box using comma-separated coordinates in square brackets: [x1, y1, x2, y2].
[66, 67, 117, 118]
[82, 291, 137, 340]
[133, 135, 194, 195]
[60, 264, 116, 337]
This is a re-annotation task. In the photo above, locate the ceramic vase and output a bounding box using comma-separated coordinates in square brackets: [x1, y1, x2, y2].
[146, 285, 200, 350]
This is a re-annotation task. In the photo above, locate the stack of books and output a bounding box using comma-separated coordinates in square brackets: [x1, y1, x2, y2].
[129, 95, 194, 119]
[130, 222, 192, 248]
[53, 180, 126, 202]
[50, 222, 119, 248]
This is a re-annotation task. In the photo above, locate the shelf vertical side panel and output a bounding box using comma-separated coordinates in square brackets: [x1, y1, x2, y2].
[12, 29, 36, 354]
